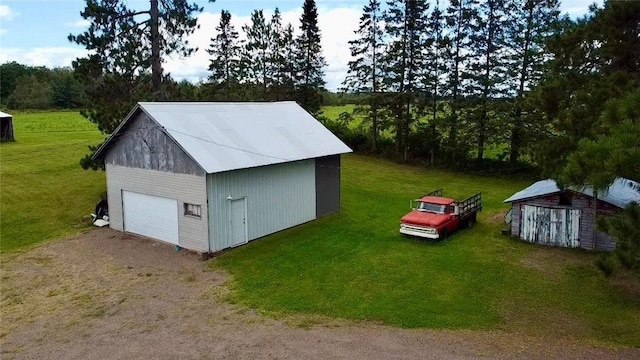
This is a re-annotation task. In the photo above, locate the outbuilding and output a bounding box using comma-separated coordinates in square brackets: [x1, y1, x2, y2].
[504, 178, 640, 250]
[0, 111, 15, 142]
[93, 102, 352, 253]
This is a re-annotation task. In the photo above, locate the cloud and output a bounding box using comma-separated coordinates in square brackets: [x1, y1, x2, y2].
[0, 5, 18, 36]
[164, 6, 361, 91]
[65, 19, 91, 28]
[0, 47, 87, 68]
[0, 5, 17, 20]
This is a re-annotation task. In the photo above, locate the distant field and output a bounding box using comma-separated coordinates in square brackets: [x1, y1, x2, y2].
[0, 111, 106, 253]
[213, 154, 640, 346]
[322, 105, 514, 160]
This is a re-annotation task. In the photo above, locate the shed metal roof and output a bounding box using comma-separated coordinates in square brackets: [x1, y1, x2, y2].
[504, 178, 640, 209]
[96, 101, 352, 174]
[0, 111, 12, 118]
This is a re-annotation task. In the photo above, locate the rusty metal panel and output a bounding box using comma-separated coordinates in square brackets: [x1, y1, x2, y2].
[520, 205, 580, 248]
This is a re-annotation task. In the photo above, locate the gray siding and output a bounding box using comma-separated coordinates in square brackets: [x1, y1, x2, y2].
[509, 191, 619, 251]
[105, 112, 203, 176]
[106, 164, 209, 252]
[315, 155, 341, 217]
[207, 160, 316, 251]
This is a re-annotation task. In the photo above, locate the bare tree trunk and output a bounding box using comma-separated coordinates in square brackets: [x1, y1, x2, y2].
[150, 0, 162, 99]
[478, 3, 496, 164]
[511, 1, 535, 166]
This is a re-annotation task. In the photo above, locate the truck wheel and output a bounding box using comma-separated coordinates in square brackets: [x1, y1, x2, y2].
[470, 213, 477, 225]
[440, 229, 448, 240]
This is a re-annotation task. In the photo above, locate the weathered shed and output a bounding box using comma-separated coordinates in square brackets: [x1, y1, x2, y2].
[0, 111, 14, 142]
[504, 178, 640, 250]
[93, 102, 352, 253]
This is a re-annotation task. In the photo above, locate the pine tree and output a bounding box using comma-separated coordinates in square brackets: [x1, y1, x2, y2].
[281, 23, 298, 98]
[70, 0, 202, 101]
[207, 10, 242, 97]
[423, 0, 446, 164]
[268, 8, 295, 100]
[383, 0, 430, 160]
[69, 0, 202, 169]
[467, 0, 509, 163]
[504, 0, 561, 165]
[442, 0, 477, 162]
[295, 0, 327, 116]
[342, 0, 386, 152]
[242, 10, 273, 99]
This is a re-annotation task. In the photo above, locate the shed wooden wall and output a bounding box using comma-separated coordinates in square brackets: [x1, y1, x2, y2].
[510, 191, 619, 250]
[104, 113, 209, 252]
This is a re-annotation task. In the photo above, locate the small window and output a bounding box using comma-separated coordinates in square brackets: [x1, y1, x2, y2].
[184, 203, 201, 218]
[559, 193, 572, 206]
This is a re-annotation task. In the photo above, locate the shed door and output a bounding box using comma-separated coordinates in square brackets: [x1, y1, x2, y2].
[122, 191, 179, 245]
[521, 205, 580, 248]
[230, 198, 247, 247]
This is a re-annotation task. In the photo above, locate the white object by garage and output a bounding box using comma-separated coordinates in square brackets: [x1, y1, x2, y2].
[122, 191, 179, 245]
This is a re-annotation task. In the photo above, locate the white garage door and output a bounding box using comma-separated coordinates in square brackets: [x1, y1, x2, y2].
[122, 191, 179, 245]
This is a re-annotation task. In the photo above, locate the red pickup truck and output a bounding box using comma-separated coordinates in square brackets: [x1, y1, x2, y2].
[399, 189, 482, 240]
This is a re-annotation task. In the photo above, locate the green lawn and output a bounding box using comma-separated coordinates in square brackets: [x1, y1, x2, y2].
[212, 154, 640, 346]
[0, 111, 106, 252]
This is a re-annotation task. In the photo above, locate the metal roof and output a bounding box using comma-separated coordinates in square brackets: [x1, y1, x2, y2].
[97, 101, 352, 174]
[504, 178, 640, 208]
[0, 111, 12, 118]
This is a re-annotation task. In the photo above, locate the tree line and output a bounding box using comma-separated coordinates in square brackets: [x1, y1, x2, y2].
[0, 62, 85, 109]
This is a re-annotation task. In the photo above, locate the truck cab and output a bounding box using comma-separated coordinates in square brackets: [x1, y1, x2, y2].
[400, 196, 459, 239]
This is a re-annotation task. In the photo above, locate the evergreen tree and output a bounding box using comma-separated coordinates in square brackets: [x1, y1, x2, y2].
[70, 0, 202, 101]
[442, 0, 477, 162]
[295, 0, 327, 116]
[531, 1, 640, 176]
[281, 23, 298, 98]
[242, 10, 273, 99]
[504, 0, 560, 166]
[342, 0, 386, 152]
[268, 9, 295, 100]
[423, 0, 446, 164]
[207, 10, 242, 96]
[69, 0, 203, 169]
[383, 0, 430, 160]
[467, 0, 509, 163]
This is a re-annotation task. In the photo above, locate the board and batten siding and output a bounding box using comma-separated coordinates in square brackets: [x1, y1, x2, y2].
[521, 205, 580, 248]
[105, 165, 208, 252]
[510, 192, 619, 250]
[207, 160, 316, 251]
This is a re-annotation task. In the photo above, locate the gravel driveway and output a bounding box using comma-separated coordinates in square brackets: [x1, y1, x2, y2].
[1, 228, 637, 359]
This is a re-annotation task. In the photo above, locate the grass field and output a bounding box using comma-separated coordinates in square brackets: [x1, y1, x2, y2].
[0, 111, 105, 252]
[212, 154, 640, 346]
[1, 110, 638, 347]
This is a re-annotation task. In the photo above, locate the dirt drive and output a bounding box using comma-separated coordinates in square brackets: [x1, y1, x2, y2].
[1, 228, 638, 360]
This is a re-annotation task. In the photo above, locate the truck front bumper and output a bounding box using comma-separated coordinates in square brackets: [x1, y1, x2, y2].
[400, 224, 440, 239]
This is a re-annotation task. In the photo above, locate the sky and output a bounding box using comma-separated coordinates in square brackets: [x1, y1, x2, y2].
[0, 0, 600, 91]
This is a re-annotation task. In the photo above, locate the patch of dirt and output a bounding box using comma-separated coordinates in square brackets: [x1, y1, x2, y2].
[519, 247, 593, 281]
[486, 210, 508, 225]
[1, 228, 638, 360]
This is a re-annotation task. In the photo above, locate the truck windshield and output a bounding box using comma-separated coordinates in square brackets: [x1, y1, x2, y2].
[418, 202, 445, 214]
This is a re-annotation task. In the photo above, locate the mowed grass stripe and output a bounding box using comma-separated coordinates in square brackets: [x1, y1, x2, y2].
[0, 111, 106, 252]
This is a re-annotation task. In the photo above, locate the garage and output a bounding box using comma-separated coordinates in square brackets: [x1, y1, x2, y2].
[122, 191, 179, 245]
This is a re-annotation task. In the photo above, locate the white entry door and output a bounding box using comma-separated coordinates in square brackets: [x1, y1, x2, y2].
[230, 198, 247, 247]
[122, 191, 179, 245]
